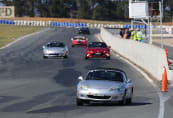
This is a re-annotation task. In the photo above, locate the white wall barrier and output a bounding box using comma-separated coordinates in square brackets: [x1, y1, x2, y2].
[100, 27, 173, 81]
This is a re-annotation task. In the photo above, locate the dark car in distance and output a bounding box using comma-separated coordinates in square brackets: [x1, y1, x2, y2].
[79, 27, 90, 35]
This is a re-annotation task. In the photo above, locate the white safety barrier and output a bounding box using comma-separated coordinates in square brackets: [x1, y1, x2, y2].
[100, 27, 173, 81]
[12, 20, 123, 28]
[13, 20, 51, 27]
[86, 23, 123, 29]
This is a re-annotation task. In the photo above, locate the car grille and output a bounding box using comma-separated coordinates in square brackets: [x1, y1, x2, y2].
[92, 53, 104, 56]
[49, 53, 59, 55]
[78, 40, 81, 44]
[87, 95, 111, 99]
[49, 53, 64, 56]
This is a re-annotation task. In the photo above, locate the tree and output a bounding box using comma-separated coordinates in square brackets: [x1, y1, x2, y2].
[0, 0, 134, 21]
[76, 0, 91, 19]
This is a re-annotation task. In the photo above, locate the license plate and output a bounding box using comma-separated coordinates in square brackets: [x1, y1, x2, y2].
[95, 94, 104, 96]
[78, 41, 81, 44]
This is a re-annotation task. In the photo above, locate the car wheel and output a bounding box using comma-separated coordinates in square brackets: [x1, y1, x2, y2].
[72, 45, 74, 47]
[64, 55, 68, 59]
[76, 98, 83, 106]
[85, 56, 88, 60]
[120, 91, 127, 105]
[43, 56, 48, 59]
[106, 56, 110, 60]
[127, 88, 133, 104]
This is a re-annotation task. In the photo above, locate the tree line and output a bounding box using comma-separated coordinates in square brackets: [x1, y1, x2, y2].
[1, 0, 173, 21]
[1, 0, 129, 21]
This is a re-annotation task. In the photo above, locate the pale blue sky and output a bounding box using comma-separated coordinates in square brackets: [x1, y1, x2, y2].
[0, 3, 4, 6]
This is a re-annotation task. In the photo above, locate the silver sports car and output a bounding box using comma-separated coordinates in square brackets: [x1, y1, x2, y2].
[42, 42, 68, 59]
[76, 68, 133, 106]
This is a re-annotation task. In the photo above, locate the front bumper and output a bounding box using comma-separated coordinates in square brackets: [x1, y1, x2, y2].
[44, 52, 67, 57]
[72, 41, 87, 46]
[77, 89, 124, 102]
[86, 52, 110, 58]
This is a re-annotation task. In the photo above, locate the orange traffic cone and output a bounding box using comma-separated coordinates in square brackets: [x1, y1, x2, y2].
[161, 66, 167, 92]
[165, 49, 170, 65]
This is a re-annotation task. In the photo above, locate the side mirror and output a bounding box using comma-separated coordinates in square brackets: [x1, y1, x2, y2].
[78, 76, 84, 81]
[42, 46, 45, 49]
[108, 46, 111, 49]
[127, 79, 132, 84]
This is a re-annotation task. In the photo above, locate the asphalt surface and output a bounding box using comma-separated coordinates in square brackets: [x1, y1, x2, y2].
[0, 28, 160, 118]
[153, 41, 173, 118]
[165, 95, 173, 118]
[152, 42, 173, 60]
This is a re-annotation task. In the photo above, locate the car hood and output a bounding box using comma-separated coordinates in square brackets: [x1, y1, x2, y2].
[87, 48, 108, 51]
[45, 47, 65, 52]
[85, 80, 122, 89]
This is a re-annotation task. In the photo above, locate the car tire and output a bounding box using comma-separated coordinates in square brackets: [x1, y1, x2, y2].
[85, 56, 88, 60]
[76, 98, 83, 106]
[127, 88, 133, 104]
[43, 56, 48, 59]
[64, 55, 68, 59]
[119, 91, 127, 105]
[106, 56, 110, 60]
[72, 45, 74, 47]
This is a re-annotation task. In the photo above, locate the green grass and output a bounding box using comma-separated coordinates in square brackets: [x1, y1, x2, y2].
[0, 25, 41, 47]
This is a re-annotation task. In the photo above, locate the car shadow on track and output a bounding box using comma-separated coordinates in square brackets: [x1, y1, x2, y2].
[86, 102, 152, 107]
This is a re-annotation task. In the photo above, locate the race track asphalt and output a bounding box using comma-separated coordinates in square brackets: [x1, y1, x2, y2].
[0, 28, 159, 118]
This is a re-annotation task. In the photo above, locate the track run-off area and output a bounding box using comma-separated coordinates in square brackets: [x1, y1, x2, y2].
[0, 28, 161, 118]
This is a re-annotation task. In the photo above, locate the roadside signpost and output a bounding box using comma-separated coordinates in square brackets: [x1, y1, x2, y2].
[0, 6, 15, 18]
[129, 0, 161, 45]
[160, 0, 164, 49]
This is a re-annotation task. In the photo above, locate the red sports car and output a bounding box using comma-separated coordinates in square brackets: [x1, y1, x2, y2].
[85, 42, 111, 59]
[71, 36, 88, 47]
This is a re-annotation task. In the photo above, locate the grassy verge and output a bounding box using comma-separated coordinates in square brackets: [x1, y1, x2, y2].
[0, 25, 41, 47]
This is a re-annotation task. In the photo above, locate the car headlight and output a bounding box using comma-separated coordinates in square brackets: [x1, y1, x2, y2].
[104, 50, 109, 53]
[87, 50, 93, 53]
[110, 87, 121, 91]
[80, 84, 88, 90]
[45, 50, 51, 53]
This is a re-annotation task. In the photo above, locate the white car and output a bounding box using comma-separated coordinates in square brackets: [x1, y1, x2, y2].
[42, 42, 68, 59]
[76, 68, 133, 106]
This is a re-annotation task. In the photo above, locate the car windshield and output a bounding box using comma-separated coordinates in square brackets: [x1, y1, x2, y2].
[74, 37, 86, 40]
[88, 42, 107, 48]
[86, 71, 124, 82]
[47, 42, 65, 47]
[80, 28, 88, 31]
